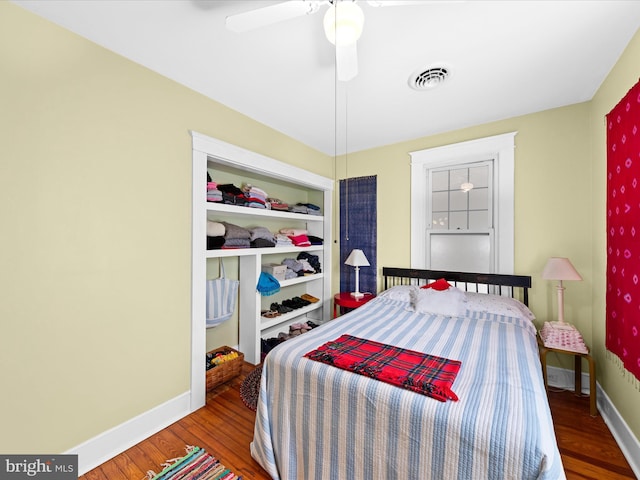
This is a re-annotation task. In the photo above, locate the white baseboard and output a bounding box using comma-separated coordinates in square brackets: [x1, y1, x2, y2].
[547, 365, 640, 478]
[596, 384, 640, 478]
[65, 392, 192, 476]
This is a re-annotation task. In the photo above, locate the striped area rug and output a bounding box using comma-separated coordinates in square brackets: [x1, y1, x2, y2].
[146, 446, 241, 480]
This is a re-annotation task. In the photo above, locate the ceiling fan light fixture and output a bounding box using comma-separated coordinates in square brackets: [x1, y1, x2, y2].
[323, 2, 365, 47]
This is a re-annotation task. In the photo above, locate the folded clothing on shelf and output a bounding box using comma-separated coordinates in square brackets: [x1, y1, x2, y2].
[207, 221, 225, 237]
[207, 236, 225, 250]
[297, 252, 321, 273]
[279, 228, 308, 236]
[288, 234, 311, 247]
[268, 197, 289, 211]
[218, 183, 247, 206]
[289, 203, 321, 215]
[275, 234, 293, 247]
[220, 221, 251, 248]
[207, 190, 223, 202]
[308, 235, 323, 245]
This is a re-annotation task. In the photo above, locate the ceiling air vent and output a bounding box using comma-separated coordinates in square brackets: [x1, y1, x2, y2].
[409, 66, 450, 91]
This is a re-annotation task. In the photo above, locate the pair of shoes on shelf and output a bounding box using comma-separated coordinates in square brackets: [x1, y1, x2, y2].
[283, 297, 311, 309]
[271, 302, 293, 314]
[291, 322, 312, 332]
[289, 322, 312, 336]
[301, 293, 319, 303]
[306, 321, 320, 329]
[261, 309, 280, 318]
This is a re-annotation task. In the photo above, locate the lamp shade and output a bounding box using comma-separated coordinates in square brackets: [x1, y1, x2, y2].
[323, 1, 364, 47]
[345, 249, 370, 267]
[541, 257, 582, 281]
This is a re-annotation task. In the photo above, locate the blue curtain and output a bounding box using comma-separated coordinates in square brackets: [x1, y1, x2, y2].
[340, 176, 377, 294]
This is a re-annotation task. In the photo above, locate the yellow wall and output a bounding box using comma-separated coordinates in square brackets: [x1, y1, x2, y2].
[3, 0, 639, 456]
[0, 2, 332, 453]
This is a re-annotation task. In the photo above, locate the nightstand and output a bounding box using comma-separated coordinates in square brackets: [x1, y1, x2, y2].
[333, 292, 376, 318]
[538, 337, 597, 416]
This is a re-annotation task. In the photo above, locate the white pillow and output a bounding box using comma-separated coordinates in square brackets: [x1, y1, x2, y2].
[464, 291, 535, 321]
[377, 285, 417, 302]
[410, 286, 466, 317]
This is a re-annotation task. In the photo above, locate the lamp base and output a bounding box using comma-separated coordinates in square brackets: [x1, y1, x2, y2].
[350, 291, 364, 299]
[540, 321, 588, 354]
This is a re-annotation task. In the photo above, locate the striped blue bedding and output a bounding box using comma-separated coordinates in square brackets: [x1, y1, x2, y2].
[251, 295, 565, 480]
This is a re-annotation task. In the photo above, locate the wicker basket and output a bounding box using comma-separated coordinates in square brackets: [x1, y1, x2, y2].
[206, 346, 244, 391]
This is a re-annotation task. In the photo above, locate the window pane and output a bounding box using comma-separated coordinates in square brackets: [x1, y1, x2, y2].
[449, 211, 467, 230]
[449, 168, 467, 190]
[450, 190, 467, 211]
[432, 191, 448, 211]
[469, 210, 488, 229]
[469, 166, 488, 188]
[432, 171, 448, 191]
[430, 233, 491, 272]
[431, 212, 448, 229]
[469, 187, 488, 210]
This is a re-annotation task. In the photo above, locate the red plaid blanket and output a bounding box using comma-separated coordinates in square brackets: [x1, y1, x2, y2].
[304, 334, 461, 402]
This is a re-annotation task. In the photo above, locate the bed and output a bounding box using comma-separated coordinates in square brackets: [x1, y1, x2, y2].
[250, 268, 565, 480]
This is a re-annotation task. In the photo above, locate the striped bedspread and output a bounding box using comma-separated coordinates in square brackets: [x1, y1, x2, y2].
[250, 296, 565, 480]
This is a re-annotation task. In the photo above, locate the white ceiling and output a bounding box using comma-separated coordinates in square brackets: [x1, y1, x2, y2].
[12, 0, 640, 155]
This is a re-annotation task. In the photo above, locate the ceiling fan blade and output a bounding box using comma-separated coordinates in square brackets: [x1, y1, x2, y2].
[336, 43, 358, 82]
[226, 1, 322, 33]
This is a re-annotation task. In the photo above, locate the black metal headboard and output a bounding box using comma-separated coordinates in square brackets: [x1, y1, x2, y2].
[382, 267, 532, 306]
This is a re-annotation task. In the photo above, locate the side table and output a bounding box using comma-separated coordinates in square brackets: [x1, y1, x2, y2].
[538, 337, 597, 416]
[333, 292, 376, 318]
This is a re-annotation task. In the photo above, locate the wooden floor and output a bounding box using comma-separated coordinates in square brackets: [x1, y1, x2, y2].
[80, 362, 635, 480]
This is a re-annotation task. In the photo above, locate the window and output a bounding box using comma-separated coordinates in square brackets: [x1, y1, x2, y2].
[410, 132, 516, 274]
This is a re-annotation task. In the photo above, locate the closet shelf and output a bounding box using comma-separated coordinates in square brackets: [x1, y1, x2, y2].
[260, 303, 322, 330]
[206, 245, 323, 259]
[207, 202, 323, 222]
[280, 273, 323, 287]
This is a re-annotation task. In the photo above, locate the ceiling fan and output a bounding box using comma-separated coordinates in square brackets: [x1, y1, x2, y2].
[225, 1, 441, 82]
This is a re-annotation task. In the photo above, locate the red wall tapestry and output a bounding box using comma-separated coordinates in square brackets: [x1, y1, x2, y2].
[606, 78, 640, 382]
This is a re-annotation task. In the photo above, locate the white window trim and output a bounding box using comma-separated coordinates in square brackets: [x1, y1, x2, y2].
[409, 132, 517, 274]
